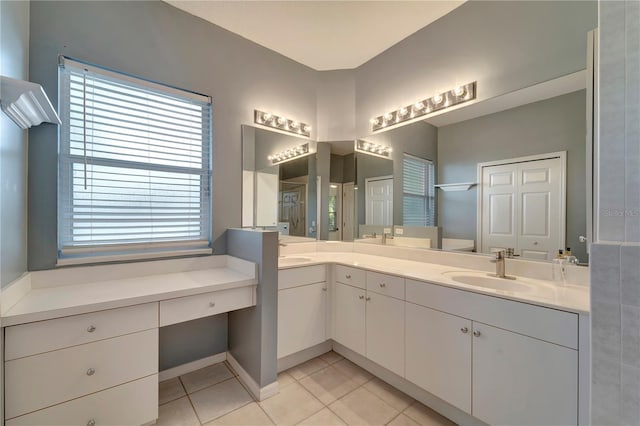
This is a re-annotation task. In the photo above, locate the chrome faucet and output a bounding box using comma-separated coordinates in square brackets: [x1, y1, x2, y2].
[382, 232, 394, 245]
[278, 240, 287, 257]
[488, 250, 516, 279]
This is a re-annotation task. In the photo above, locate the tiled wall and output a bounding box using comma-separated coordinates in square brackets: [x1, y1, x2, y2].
[591, 0, 640, 424]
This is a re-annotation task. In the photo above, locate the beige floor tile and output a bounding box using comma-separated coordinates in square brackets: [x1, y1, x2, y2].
[278, 371, 296, 388]
[205, 402, 274, 426]
[299, 365, 360, 405]
[297, 407, 347, 425]
[363, 377, 413, 411]
[387, 413, 420, 426]
[319, 351, 344, 365]
[259, 381, 324, 425]
[403, 402, 457, 426]
[159, 377, 187, 405]
[329, 387, 399, 426]
[331, 359, 373, 386]
[190, 378, 253, 423]
[286, 357, 330, 380]
[181, 362, 234, 394]
[156, 396, 200, 426]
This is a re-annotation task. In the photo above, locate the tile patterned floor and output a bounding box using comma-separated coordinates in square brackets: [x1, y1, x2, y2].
[157, 351, 457, 426]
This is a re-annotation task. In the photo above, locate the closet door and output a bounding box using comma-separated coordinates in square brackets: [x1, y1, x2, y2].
[481, 164, 518, 253]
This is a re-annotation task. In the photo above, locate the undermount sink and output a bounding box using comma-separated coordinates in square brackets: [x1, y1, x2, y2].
[278, 256, 312, 266]
[442, 271, 531, 292]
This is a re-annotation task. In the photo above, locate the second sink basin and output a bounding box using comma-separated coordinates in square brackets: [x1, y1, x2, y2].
[442, 271, 531, 293]
[278, 256, 312, 266]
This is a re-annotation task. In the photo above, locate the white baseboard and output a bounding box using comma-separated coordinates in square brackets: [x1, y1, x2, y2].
[277, 340, 333, 372]
[159, 352, 227, 381]
[332, 342, 484, 426]
[227, 352, 279, 401]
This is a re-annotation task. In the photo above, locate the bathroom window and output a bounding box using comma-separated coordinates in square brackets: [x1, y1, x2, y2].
[403, 154, 435, 227]
[57, 57, 212, 264]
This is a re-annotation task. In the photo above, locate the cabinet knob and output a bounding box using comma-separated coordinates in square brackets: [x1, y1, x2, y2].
[346, 274, 351, 279]
[87, 419, 96, 426]
[209, 302, 216, 308]
[460, 327, 468, 334]
[473, 330, 481, 337]
[366, 296, 371, 301]
[86, 368, 96, 376]
[379, 283, 386, 288]
[358, 295, 364, 300]
[322, 287, 327, 292]
[87, 325, 96, 333]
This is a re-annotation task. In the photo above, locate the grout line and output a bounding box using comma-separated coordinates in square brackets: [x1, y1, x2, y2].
[384, 411, 404, 426]
[185, 392, 205, 426]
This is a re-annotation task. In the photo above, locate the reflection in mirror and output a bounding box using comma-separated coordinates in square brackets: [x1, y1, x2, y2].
[355, 75, 589, 263]
[241, 125, 318, 240]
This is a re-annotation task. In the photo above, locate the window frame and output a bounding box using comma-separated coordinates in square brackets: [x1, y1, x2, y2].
[57, 57, 213, 266]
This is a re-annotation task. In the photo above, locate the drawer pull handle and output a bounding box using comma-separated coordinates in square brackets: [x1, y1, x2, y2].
[210, 302, 216, 308]
[86, 368, 96, 376]
[461, 327, 469, 334]
[87, 419, 96, 426]
[379, 283, 386, 288]
[473, 330, 481, 337]
[346, 274, 351, 279]
[366, 296, 371, 301]
[87, 325, 96, 333]
[358, 295, 364, 300]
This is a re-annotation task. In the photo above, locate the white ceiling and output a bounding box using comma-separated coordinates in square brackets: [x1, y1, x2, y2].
[165, 1, 465, 71]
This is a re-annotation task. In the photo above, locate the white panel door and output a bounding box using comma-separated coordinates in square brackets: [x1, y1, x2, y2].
[255, 171, 278, 227]
[342, 182, 355, 241]
[481, 156, 564, 259]
[481, 165, 517, 253]
[365, 177, 393, 226]
[365, 292, 404, 376]
[405, 303, 472, 413]
[472, 322, 577, 426]
[518, 158, 563, 260]
[333, 282, 366, 355]
[278, 282, 327, 358]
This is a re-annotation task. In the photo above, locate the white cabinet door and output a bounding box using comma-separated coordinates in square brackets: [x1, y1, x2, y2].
[405, 303, 472, 413]
[334, 282, 366, 355]
[365, 292, 404, 376]
[472, 322, 577, 426]
[278, 282, 327, 359]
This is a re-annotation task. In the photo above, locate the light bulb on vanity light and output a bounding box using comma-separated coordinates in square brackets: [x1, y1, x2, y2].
[384, 113, 394, 122]
[398, 107, 408, 117]
[277, 117, 286, 126]
[303, 125, 311, 133]
[453, 86, 465, 97]
[261, 112, 272, 122]
[289, 121, 299, 129]
[370, 117, 380, 126]
[414, 101, 424, 111]
[433, 94, 444, 105]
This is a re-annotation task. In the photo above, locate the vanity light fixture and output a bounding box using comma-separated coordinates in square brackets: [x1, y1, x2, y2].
[254, 109, 311, 137]
[370, 81, 476, 132]
[355, 139, 393, 159]
[268, 143, 310, 165]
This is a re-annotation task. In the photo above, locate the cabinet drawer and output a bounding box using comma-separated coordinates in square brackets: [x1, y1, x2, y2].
[335, 265, 365, 288]
[366, 271, 404, 299]
[5, 328, 158, 419]
[6, 374, 158, 426]
[406, 279, 578, 349]
[5, 303, 158, 361]
[160, 286, 255, 326]
[279, 265, 326, 290]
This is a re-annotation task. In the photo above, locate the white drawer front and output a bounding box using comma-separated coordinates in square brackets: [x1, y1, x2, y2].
[366, 271, 405, 299]
[279, 265, 326, 290]
[5, 329, 158, 419]
[5, 303, 158, 361]
[335, 265, 366, 288]
[159, 286, 255, 326]
[406, 279, 578, 349]
[6, 374, 158, 426]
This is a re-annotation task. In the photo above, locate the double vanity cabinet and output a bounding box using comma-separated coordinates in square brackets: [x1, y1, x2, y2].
[278, 260, 583, 426]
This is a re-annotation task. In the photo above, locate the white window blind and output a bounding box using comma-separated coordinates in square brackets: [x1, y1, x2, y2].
[58, 58, 212, 264]
[403, 154, 435, 227]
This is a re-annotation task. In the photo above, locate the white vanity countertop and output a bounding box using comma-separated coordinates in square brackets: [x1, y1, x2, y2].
[2, 256, 258, 327]
[279, 251, 590, 315]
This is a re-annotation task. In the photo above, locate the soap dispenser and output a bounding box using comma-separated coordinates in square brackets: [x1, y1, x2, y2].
[552, 249, 566, 283]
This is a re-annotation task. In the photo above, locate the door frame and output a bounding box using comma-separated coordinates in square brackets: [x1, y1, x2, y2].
[329, 183, 343, 241]
[476, 151, 567, 254]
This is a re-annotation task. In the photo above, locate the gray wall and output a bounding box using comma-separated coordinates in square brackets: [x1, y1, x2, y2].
[590, 1, 640, 424]
[0, 0, 29, 288]
[437, 91, 588, 262]
[316, 70, 356, 141]
[227, 229, 278, 387]
[355, 1, 597, 137]
[28, 0, 317, 270]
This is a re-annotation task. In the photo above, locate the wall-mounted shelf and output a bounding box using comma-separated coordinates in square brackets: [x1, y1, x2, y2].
[1, 75, 60, 129]
[435, 182, 477, 191]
